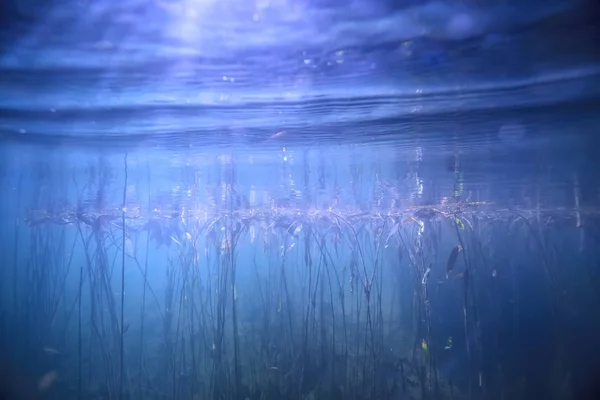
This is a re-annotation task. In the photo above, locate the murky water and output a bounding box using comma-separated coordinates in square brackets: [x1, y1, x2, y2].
[0, 1, 599, 399]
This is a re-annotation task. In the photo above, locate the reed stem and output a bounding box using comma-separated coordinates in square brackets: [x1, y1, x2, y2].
[119, 153, 128, 400]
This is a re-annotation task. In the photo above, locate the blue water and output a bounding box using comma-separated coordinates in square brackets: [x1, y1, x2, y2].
[1, 0, 599, 146]
[0, 1, 599, 400]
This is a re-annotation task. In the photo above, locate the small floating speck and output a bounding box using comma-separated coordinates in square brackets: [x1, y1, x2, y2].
[94, 40, 114, 50]
[18, 129, 26, 134]
[498, 123, 526, 142]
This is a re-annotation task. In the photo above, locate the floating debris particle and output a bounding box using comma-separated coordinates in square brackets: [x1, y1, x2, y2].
[454, 271, 469, 280]
[455, 217, 465, 230]
[446, 245, 462, 279]
[287, 222, 302, 238]
[445, 337, 453, 350]
[422, 267, 431, 285]
[38, 370, 58, 392]
[43, 347, 61, 355]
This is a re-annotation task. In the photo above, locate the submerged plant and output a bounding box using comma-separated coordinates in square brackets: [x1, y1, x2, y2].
[5, 151, 594, 400]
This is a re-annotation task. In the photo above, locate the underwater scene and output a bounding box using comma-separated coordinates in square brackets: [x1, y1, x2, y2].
[1, 0, 600, 399]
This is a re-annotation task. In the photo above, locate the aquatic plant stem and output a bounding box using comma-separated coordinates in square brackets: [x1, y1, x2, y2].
[315, 235, 349, 395]
[137, 157, 152, 397]
[11, 172, 23, 331]
[228, 159, 241, 399]
[138, 232, 150, 397]
[119, 153, 128, 400]
[78, 259, 84, 399]
[231, 229, 242, 400]
[454, 219, 477, 400]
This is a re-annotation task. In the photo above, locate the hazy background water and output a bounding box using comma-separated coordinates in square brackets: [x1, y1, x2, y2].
[1, 0, 599, 208]
[0, 2, 600, 399]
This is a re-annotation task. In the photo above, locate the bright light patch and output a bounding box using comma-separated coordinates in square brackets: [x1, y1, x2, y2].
[157, 0, 216, 42]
